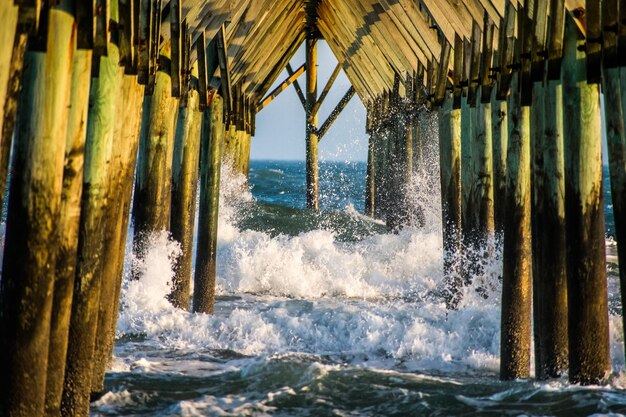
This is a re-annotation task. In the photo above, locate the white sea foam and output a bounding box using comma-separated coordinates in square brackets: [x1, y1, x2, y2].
[115, 160, 625, 383]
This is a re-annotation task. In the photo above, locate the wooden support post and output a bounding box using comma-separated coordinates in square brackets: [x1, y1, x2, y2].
[605, 65, 626, 367]
[365, 109, 376, 217]
[470, 86, 494, 244]
[133, 42, 179, 239]
[438, 92, 462, 309]
[0, 31, 27, 216]
[531, 79, 546, 377]
[101, 79, 145, 387]
[305, 36, 319, 210]
[0, 1, 18, 145]
[169, 66, 203, 310]
[45, 49, 92, 417]
[61, 36, 123, 417]
[562, 15, 610, 384]
[90, 74, 144, 396]
[500, 73, 532, 380]
[460, 93, 475, 251]
[194, 94, 224, 314]
[387, 75, 410, 231]
[491, 87, 507, 238]
[0, 5, 76, 416]
[533, 75, 568, 379]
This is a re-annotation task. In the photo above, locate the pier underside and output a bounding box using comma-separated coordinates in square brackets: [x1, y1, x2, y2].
[0, 0, 625, 416]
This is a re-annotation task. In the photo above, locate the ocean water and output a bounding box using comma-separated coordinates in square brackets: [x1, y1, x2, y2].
[91, 160, 626, 417]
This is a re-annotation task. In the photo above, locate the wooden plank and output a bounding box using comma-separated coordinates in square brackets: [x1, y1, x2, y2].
[602, 0, 619, 68]
[547, 0, 566, 79]
[216, 24, 232, 116]
[468, 20, 482, 105]
[530, 0, 549, 81]
[119, 0, 135, 71]
[94, 0, 110, 57]
[435, 36, 452, 105]
[137, 0, 151, 84]
[480, 13, 495, 103]
[453, 34, 464, 108]
[170, 0, 182, 97]
[76, 0, 96, 49]
[585, 0, 601, 83]
[497, 1, 516, 99]
[195, 31, 208, 110]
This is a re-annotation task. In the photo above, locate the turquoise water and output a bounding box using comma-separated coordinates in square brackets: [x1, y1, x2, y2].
[92, 161, 626, 417]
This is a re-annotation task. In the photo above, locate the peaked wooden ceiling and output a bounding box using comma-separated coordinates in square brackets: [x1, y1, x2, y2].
[172, 0, 584, 105]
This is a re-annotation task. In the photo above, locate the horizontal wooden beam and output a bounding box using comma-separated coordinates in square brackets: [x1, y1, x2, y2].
[317, 86, 356, 140]
[256, 63, 306, 112]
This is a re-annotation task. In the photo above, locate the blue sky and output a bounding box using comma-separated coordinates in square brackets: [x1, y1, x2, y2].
[251, 41, 369, 162]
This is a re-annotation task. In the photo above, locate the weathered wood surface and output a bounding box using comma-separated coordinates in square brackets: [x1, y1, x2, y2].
[491, 89, 507, 237]
[133, 42, 179, 238]
[438, 93, 462, 309]
[0, 5, 76, 416]
[91, 75, 145, 395]
[194, 94, 224, 314]
[535, 76, 568, 379]
[170, 75, 203, 310]
[561, 15, 610, 385]
[305, 37, 319, 210]
[62, 40, 124, 417]
[45, 49, 92, 417]
[500, 73, 532, 381]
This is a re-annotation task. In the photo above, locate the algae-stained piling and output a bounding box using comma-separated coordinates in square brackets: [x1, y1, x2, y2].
[533, 76, 568, 379]
[0, 4, 76, 416]
[500, 74, 532, 380]
[305, 37, 319, 210]
[91, 75, 145, 395]
[170, 69, 203, 310]
[45, 49, 92, 417]
[62, 40, 124, 417]
[133, 42, 179, 238]
[561, 15, 610, 385]
[438, 93, 462, 310]
[491, 89, 508, 237]
[194, 95, 224, 314]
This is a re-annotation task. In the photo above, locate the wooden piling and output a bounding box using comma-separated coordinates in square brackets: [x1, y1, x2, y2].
[0, 4, 76, 416]
[133, 42, 179, 238]
[530, 80, 546, 377]
[0, 31, 27, 229]
[460, 95, 474, 248]
[45, 49, 92, 417]
[500, 73, 532, 380]
[90, 75, 145, 395]
[100, 79, 146, 387]
[491, 88, 508, 237]
[607, 64, 626, 368]
[0, 2, 18, 121]
[561, 15, 610, 384]
[470, 86, 494, 244]
[194, 95, 224, 314]
[365, 122, 376, 217]
[305, 37, 319, 210]
[533, 76, 568, 379]
[61, 39, 124, 417]
[438, 92, 463, 309]
[170, 69, 203, 310]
